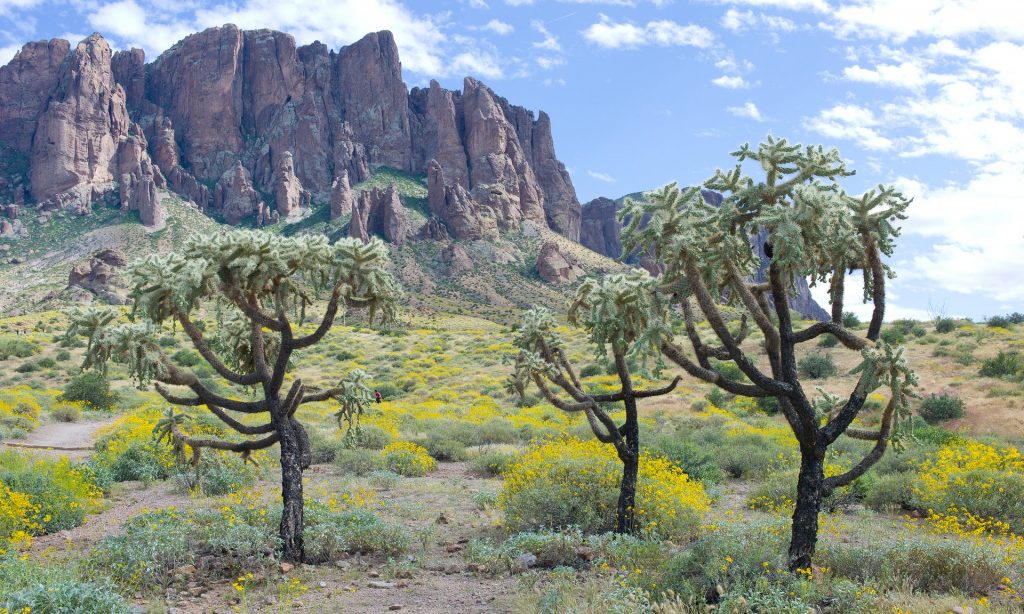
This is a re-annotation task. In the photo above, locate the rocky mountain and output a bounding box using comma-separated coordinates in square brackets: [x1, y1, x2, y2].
[579, 192, 830, 321]
[0, 26, 582, 243]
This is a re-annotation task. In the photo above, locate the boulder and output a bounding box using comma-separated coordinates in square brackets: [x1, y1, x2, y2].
[273, 151, 307, 218]
[119, 158, 164, 227]
[68, 248, 130, 304]
[536, 241, 583, 285]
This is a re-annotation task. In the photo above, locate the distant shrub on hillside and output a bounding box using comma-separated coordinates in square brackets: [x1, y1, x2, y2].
[0, 338, 38, 360]
[979, 350, 1024, 380]
[934, 316, 956, 333]
[798, 352, 837, 379]
[919, 391, 965, 424]
[841, 311, 861, 328]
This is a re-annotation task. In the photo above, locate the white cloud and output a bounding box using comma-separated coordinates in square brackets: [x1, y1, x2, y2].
[88, 0, 195, 55]
[582, 14, 714, 49]
[712, 74, 749, 88]
[805, 104, 893, 150]
[543, 77, 567, 86]
[0, 43, 21, 64]
[843, 61, 931, 89]
[449, 50, 504, 79]
[468, 0, 488, 7]
[828, 0, 1024, 42]
[0, 0, 42, 15]
[719, 0, 828, 11]
[727, 101, 763, 121]
[809, 280, 933, 322]
[536, 56, 565, 69]
[481, 19, 513, 35]
[587, 170, 615, 182]
[532, 20, 561, 51]
[715, 55, 754, 72]
[722, 8, 757, 31]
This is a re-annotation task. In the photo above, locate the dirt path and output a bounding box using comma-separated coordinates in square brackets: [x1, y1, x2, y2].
[0, 417, 115, 457]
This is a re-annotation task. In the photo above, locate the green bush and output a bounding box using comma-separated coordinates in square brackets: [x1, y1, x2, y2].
[334, 448, 383, 476]
[880, 327, 904, 344]
[861, 471, 916, 511]
[841, 311, 861, 328]
[929, 469, 1024, 534]
[60, 371, 118, 410]
[987, 315, 1013, 328]
[173, 455, 257, 496]
[710, 359, 746, 383]
[353, 424, 392, 450]
[0, 337, 39, 360]
[650, 436, 725, 484]
[797, 352, 837, 379]
[2, 578, 131, 614]
[934, 317, 956, 333]
[422, 435, 468, 461]
[979, 350, 1024, 379]
[714, 436, 788, 479]
[579, 364, 604, 378]
[918, 392, 965, 423]
[171, 348, 202, 367]
[755, 396, 780, 415]
[303, 502, 410, 562]
[0, 451, 101, 533]
[469, 448, 515, 477]
[367, 469, 400, 489]
[55, 349, 72, 361]
[817, 333, 838, 348]
[892, 319, 928, 338]
[52, 404, 82, 423]
[705, 388, 732, 408]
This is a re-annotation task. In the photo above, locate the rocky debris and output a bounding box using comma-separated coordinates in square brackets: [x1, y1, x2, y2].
[349, 184, 409, 244]
[120, 158, 164, 227]
[536, 241, 583, 285]
[442, 243, 473, 274]
[367, 581, 396, 589]
[580, 197, 623, 259]
[214, 161, 269, 225]
[273, 151, 309, 218]
[418, 217, 450, 241]
[426, 159, 497, 241]
[68, 248, 129, 304]
[330, 170, 353, 220]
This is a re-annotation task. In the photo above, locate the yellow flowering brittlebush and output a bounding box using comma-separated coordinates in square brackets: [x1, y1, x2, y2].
[380, 441, 436, 476]
[0, 483, 39, 554]
[500, 438, 710, 540]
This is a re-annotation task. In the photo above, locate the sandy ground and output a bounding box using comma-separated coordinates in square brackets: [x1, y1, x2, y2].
[1, 417, 115, 457]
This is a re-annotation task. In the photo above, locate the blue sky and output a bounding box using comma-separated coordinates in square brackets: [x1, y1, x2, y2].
[1, 0, 1022, 320]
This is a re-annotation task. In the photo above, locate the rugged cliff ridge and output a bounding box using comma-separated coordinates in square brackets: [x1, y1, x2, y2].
[0, 26, 582, 242]
[579, 192, 830, 321]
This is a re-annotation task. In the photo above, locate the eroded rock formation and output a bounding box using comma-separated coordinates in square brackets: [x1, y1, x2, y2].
[349, 184, 409, 244]
[68, 248, 129, 304]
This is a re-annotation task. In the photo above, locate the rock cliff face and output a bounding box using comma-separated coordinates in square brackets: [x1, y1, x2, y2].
[0, 27, 581, 241]
[349, 184, 409, 244]
[579, 191, 829, 321]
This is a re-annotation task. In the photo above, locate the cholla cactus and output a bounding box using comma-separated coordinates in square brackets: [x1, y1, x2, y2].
[621, 136, 916, 570]
[513, 271, 681, 534]
[65, 230, 400, 563]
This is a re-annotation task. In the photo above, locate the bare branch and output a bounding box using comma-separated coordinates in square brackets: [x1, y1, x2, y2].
[176, 310, 262, 386]
[792, 322, 868, 350]
[291, 286, 343, 350]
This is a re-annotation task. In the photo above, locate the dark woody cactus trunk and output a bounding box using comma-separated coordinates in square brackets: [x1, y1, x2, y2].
[277, 411, 308, 563]
[788, 448, 826, 571]
[615, 398, 641, 534]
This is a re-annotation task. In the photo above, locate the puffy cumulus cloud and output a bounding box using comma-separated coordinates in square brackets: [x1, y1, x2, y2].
[536, 56, 565, 69]
[898, 164, 1024, 303]
[87, 0, 194, 55]
[727, 101, 762, 120]
[0, 0, 42, 15]
[805, 104, 894, 150]
[721, 8, 796, 32]
[531, 20, 561, 51]
[712, 74, 749, 88]
[582, 14, 714, 49]
[449, 50, 505, 79]
[481, 19, 513, 35]
[828, 0, 1024, 42]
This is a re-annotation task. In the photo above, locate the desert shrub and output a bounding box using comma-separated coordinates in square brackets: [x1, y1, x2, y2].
[755, 396, 780, 415]
[987, 315, 1013, 328]
[91, 411, 177, 482]
[334, 448, 383, 476]
[918, 391, 965, 423]
[901, 417, 962, 446]
[913, 441, 1024, 533]
[710, 359, 746, 383]
[352, 424, 392, 450]
[579, 364, 604, 378]
[0, 386, 44, 433]
[2, 577, 131, 614]
[51, 403, 82, 422]
[476, 418, 519, 445]
[333, 349, 356, 360]
[749, 466, 862, 514]
[374, 382, 403, 400]
[862, 471, 916, 511]
[0, 337, 39, 360]
[705, 388, 732, 408]
[172, 454, 257, 496]
[60, 371, 118, 410]
[55, 349, 72, 361]
[650, 436, 725, 485]
[818, 530, 1016, 594]
[13, 361, 38, 373]
[0, 451, 102, 534]
[714, 435, 788, 479]
[469, 448, 515, 477]
[381, 441, 436, 476]
[500, 438, 709, 539]
[421, 435, 468, 461]
[0, 483, 37, 550]
[307, 429, 343, 464]
[841, 311, 861, 328]
[817, 333, 838, 348]
[303, 502, 410, 562]
[880, 327, 904, 344]
[367, 469, 400, 489]
[798, 352, 837, 379]
[934, 317, 956, 333]
[170, 348, 201, 367]
[979, 350, 1024, 379]
[892, 319, 928, 338]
